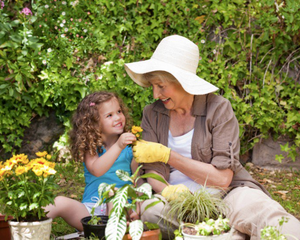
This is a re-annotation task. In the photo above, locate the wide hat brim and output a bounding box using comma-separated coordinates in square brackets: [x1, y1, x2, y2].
[125, 59, 218, 95]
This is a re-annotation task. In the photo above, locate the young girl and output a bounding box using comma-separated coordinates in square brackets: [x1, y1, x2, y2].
[45, 91, 138, 231]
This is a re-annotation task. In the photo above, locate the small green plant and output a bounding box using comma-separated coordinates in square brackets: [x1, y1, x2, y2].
[182, 215, 230, 236]
[88, 207, 103, 225]
[261, 217, 297, 240]
[167, 187, 228, 224]
[91, 165, 167, 240]
[168, 187, 230, 237]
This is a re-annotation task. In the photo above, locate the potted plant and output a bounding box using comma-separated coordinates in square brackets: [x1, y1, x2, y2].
[260, 217, 298, 240]
[81, 165, 167, 240]
[168, 186, 234, 239]
[80, 206, 109, 239]
[0, 151, 58, 239]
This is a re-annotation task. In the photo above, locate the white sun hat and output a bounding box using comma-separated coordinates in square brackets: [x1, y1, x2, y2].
[124, 35, 218, 95]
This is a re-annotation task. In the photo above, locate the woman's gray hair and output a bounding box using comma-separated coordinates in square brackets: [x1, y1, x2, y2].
[144, 71, 179, 84]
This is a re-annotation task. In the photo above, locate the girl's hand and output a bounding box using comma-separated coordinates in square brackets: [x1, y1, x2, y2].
[117, 132, 136, 149]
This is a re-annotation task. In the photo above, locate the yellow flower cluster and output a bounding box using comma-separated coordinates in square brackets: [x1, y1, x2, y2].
[0, 152, 56, 180]
[131, 126, 143, 139]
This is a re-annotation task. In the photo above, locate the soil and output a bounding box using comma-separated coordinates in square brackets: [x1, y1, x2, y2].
[182, 226, 198, 235]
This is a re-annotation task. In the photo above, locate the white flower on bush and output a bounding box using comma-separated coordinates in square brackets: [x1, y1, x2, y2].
[60, 23, 64, 27]
[64, 28, 68, 32]
[62, 19, 66, 24]
[42, 60, 47, 65]
[104, 61, 113, 65]
[62, 12, 66, 16]
[71, 0, 79, 7]
[45, 5, 49, 8]
[213, 49, 217, 54]
[61, 34, 65, 38]
[83, 29, 87, 33]
[62, 1, 66, 5]
[47, 48, 52, 53]
[201, 39, 205, 44]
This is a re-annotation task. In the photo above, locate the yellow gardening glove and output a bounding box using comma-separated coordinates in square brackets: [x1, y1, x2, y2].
[132, 140, 171, 164]
[161, 184, 190, 201]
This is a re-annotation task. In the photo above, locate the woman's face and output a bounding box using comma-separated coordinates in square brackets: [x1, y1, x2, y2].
[150, 77, 190, 110]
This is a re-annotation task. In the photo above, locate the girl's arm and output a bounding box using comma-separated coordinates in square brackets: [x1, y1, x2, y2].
[85, 132, 136, 177]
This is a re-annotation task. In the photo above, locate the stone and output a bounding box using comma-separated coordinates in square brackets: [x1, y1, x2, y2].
[0, 111, 65, 160]
[252, 136, 300, 170]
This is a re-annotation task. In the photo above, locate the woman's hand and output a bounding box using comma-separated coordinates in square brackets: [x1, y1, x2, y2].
[161, 184, 190, 201]
[132, 140, 171, 164]
[117, 132, 136, 149]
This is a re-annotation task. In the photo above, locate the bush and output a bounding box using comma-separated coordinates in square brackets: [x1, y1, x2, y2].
[0, 0, 299, 159]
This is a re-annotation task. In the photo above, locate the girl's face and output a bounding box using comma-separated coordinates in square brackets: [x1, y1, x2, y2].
[150, 77, 190, 110]
[98, 97, 126, 138]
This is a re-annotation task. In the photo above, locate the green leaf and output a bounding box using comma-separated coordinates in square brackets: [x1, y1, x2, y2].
[97, 183, 115, 205]
[105, 212, 127, 240]
[65, 57, 73, 70]
[134, 183, 152, 199]
[137, 173, 168, 185]
[144, 222, 160, 230]
[112, 186, 129, 218]
[29, 203, 39, 210]
[116, 169, 132, 183]
[19, 203, 28, 211]
[129, 220, 143, 240]
[143, 199, 162, 213]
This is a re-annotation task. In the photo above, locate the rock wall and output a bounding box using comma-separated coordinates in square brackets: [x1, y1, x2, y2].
[0, 111, 65, 161]
[252, 136, 300, 170]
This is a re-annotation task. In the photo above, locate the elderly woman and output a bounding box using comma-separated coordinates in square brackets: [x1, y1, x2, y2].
[124, 35, 300, 239]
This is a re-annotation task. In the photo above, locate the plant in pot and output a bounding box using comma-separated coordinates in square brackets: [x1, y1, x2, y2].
[81, 164, 167, 240]
[80, 204, 109, 240]
[0, 152, 58, 239]
[168, 186, 233, 240]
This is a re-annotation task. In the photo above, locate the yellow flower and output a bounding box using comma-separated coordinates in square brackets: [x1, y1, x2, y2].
[44, 167, 56, 176]
[47, 162, 55, 169]
[0, 169, 5, 180]
[4, 159, 17, 169]
[36, 151, 48, 157]
[32, 158, 47, 166]
[21, 157, 29, 164]
[15, 166, 26, 176]
[10, 154, 28, 165]
[46, 154, 52, 160]
[131, 126, 143, 134]
[32, 167, 43, 176]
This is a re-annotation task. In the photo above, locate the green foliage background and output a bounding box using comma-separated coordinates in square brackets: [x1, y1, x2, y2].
[0, 0, 299, 158]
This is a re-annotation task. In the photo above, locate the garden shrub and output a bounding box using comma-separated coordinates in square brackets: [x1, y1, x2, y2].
[0, 0, 299, 160]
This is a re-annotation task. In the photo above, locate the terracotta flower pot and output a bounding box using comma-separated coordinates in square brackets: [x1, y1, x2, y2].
[123, 228, 161, 240]
[0, 215, 13, 240]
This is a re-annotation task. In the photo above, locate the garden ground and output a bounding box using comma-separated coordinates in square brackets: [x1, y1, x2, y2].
[50, 161, 300, 238]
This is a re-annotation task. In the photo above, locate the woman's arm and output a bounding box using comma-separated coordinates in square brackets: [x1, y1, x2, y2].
[145, 170, 168, 193]
[168, 151, 233, 189]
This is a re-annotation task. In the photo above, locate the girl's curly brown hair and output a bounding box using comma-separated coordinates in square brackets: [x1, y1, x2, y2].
[69, 91, 131, 162]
